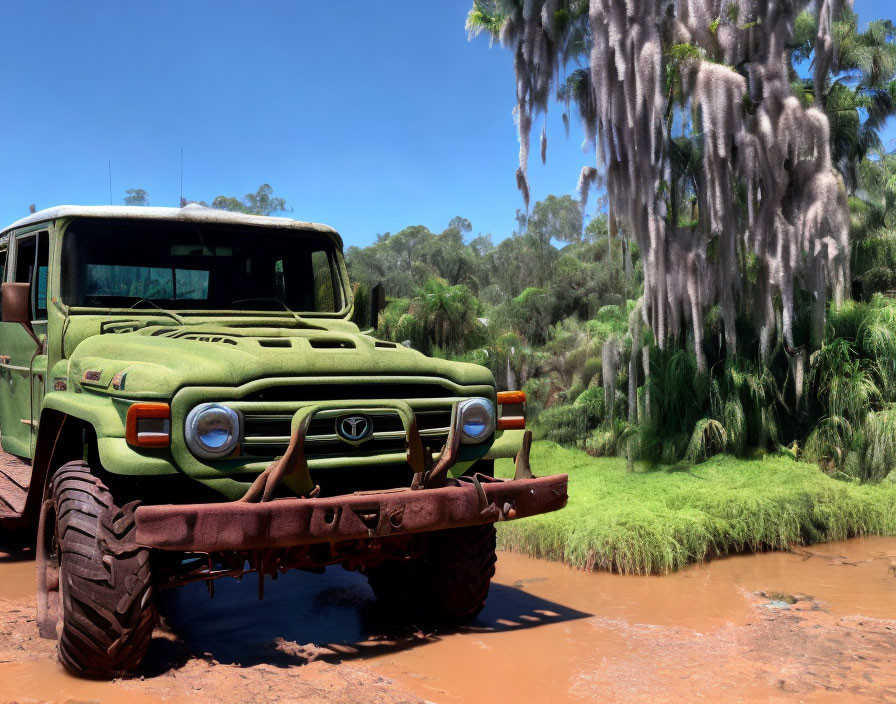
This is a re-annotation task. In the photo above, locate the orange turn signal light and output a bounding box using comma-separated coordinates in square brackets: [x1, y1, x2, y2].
[497, 390, 527, 405]
[126, 403, 171, 448]
[497, 416, 526, 431]
[497, 390, 526, 430]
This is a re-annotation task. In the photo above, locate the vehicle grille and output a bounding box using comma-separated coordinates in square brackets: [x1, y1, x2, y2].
[175, 375, 491, 496]
[240, 408, 453, 459]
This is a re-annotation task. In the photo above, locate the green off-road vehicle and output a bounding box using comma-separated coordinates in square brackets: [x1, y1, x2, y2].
[0, 205, 567, 677]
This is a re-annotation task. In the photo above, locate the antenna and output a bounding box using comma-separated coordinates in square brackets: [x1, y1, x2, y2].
[180, 148, 184, 206]
[108, 161, 113, 205]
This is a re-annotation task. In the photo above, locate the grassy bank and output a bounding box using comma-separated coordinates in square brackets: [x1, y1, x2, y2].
[495, 442, 896, 574]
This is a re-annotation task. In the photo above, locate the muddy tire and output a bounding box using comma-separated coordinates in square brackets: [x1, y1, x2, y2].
[366, 523, 497, 623]
[52, 461, 156, 677]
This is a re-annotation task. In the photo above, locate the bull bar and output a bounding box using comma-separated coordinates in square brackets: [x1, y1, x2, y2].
[134, 399, 567, 552]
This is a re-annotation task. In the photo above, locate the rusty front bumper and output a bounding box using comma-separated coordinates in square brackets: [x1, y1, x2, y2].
[134, 474, 567, 552]
[135, 399, 566, 552]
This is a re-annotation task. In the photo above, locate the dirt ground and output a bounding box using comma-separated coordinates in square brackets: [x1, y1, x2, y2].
[1, 537, 895, 703]
[0, 595, 422, 704]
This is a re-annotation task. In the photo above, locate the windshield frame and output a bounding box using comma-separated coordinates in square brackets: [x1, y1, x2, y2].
[54, 217, 353, 319]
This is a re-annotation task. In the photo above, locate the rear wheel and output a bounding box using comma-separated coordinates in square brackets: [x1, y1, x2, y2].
[51, 461, 156, 677]
[365, 523, 497, 623]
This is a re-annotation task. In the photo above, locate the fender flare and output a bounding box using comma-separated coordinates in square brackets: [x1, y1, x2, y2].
[10, 392, 123, 531]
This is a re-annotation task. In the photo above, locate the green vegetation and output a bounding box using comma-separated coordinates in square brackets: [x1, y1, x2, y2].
[347, 207, 896, 484]
[495, 443, 896, 574]
[420, 3, 896, 484]
[176, 183, 290, 214]
[209, 183, 289, 216]
[349, 6, 896, 579]
[349, 3, 896, 485]
[347, 198, 636, 390]
[348, 204, 896, 484]
[123, 188, 149, 207]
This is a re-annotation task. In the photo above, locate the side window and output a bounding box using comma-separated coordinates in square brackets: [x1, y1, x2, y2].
[15, 232, 49, 320]
[35, 232, 49, 319]
[311, 250, 337, 312]
[274, 259, 285, 300]
[0, 246, 7, 283]
[15, 237, 35, 284]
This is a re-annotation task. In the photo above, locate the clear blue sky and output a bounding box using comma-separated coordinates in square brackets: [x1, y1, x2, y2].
[0, 1, 893, 248]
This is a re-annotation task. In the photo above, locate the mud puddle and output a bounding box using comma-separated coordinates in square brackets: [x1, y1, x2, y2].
[370, 539, 896, 702]
[1, 537, 895, 703]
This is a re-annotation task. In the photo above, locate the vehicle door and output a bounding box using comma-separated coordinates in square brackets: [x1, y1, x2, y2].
[0, 229, 48, 458]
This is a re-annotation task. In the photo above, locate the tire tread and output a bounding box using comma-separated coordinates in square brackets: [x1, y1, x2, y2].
[53, 461, 155, 677]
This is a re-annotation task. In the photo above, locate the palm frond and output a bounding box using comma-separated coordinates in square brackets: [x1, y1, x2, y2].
[685, 418, 728, 464]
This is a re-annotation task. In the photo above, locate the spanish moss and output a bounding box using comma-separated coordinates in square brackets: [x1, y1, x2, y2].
[469, 0, 852, 365]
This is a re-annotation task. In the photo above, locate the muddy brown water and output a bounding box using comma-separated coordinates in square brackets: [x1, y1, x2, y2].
[1, 537, 895, 703]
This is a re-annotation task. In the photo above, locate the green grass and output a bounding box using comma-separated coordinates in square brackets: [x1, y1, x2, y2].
[495, 442, 896, 574]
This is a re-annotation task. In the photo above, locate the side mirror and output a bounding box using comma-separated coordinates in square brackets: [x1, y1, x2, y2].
[2, 282, 32, 326]
[369, 283, 386, 329]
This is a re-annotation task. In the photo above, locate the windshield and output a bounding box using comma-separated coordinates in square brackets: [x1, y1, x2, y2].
[60, 219, 344, 313]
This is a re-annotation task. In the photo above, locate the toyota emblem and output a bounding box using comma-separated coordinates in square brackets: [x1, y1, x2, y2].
[338, 414, 372, 442]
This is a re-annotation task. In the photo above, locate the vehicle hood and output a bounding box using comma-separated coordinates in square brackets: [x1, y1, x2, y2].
[64, 322, 494, 398]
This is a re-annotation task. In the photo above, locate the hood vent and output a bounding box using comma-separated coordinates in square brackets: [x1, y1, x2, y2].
[309, 338, 355, 349]
[101, 320, 148, 334]
[151, 329, 239, 345]
[178, 334, 239, 345]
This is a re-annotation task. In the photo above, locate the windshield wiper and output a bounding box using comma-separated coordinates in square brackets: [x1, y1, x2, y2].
[228, 298, 324, 329]
[229, 297, 294, 312]
[128, 299, 186, 325]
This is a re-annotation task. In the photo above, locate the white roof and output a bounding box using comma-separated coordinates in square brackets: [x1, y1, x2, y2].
[2, 204, 341, 244]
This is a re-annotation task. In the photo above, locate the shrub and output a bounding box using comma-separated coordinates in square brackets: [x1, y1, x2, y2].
[535, 404, 589, 446]
[522, 377, 552, 416]
[640, 347, 708, 461]
[685, 418, 728, 463]
[573, 386, 606, 424]
[810, 338, 881, 424]
[582, 356, 602, 385]
[860, 266, 895, 296]
[720, 398, 747, 455]
[804, 415, 853, 470]
[858, 406, 896, 482]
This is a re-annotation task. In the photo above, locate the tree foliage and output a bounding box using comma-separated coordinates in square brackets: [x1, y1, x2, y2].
[469, 0, 865, 377]
[346, 196, 641, 394]
[211, 184, 289, 216]
[123, 188, 149, 206]
[451, 2, 896, 481]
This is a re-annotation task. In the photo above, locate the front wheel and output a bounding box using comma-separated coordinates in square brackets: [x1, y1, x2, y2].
[365, 523, 497, 623]
[52, 461, 156, 677]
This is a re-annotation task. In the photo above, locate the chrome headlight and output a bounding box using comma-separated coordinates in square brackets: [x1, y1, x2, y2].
[458, 398, 496, 444]
[185, 403, 241, 458]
